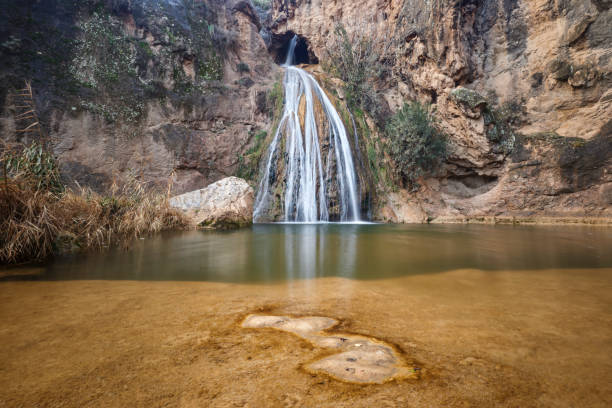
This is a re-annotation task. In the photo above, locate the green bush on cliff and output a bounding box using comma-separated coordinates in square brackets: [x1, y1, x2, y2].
[386, 102, 447, 189]
[482, 99, 522, 154]
[252, 0, 272, 11]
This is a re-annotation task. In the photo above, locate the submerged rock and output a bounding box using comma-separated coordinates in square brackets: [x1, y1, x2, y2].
[170, 177, 254, 229]
[242, 314, 418, 384]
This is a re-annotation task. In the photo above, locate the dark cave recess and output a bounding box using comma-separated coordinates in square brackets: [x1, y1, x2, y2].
[269, 31, 318, 65]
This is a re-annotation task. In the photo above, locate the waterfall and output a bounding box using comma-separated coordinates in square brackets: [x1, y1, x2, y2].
[254, 36, 361, 223]
[284, 34, 298, 66]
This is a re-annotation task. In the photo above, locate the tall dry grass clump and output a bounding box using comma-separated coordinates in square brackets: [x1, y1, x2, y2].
[1, 141, 188, 265]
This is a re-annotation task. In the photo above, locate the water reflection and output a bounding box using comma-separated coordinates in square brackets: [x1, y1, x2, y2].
[2, 224, 611, 282]
[281, 224, 358, 300]
[282, 224, 359, 280]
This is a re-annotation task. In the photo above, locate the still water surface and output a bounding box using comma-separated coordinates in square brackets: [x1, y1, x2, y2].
[11, 224, 612, 282]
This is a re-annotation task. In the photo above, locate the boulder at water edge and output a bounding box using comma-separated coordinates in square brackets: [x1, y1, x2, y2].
[169, 177, 254, 229]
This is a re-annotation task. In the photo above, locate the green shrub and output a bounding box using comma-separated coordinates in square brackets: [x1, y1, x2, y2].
[252, 0, 272, 10]
[483, 99, 523, 154]
[237, 62, 250, 73]
[137, 40, 154, 57]
[3, 141, 63, 193]
[386, 102, 447, 189]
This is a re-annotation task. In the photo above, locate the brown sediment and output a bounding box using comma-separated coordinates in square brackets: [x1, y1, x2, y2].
[429, 216, 612, 226]
[0, 267, 44, 279]
[0, 268, 611, 407]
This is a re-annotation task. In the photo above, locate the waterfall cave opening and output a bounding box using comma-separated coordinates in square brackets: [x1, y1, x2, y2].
[270, 32, 318, 65]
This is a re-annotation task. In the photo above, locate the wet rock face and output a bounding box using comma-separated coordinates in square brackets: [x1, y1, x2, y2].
[170, 176, 254, 229]
[0, 0, 278, 194]
[269, 0, 612, 222]
[253, 65, 372, 222]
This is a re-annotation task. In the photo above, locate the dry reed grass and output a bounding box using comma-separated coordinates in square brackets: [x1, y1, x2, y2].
[1, 143, 188, 265]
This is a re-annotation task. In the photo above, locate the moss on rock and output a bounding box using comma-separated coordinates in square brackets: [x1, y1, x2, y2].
[450, 87, 487, 110]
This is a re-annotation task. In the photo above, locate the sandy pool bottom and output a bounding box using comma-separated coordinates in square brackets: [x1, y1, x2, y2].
[0, 268, 611, 407]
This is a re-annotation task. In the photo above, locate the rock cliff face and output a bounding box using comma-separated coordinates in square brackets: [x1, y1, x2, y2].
[1, 0, 278, 195]
[269, 0, 611, 221]
[1, 0, 610, 222]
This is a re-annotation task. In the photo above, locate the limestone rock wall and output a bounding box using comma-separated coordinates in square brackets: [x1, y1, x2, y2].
[270, 0, 611, 138]
[269, 0, 612, 221]
[0, 0, 279, 195]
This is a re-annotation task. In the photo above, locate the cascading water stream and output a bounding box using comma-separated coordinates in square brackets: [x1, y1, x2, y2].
[254, 36, 361, 223]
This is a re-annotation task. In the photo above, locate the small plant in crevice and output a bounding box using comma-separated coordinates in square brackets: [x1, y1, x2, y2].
[483, 106, 516, 154]
[451, 87, 520, 155]
[137, 40, 154, 58]
[484, 93, 524, 154]
[482, 98, 524, 155]
[386, 101, 447, 190]
[237, 130, 268, 181]
[322, 23, 391, 123]
[264, 80, 284, 119]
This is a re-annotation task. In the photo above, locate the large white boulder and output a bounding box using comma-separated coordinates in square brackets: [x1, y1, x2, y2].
[170, 177, 254, 229]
